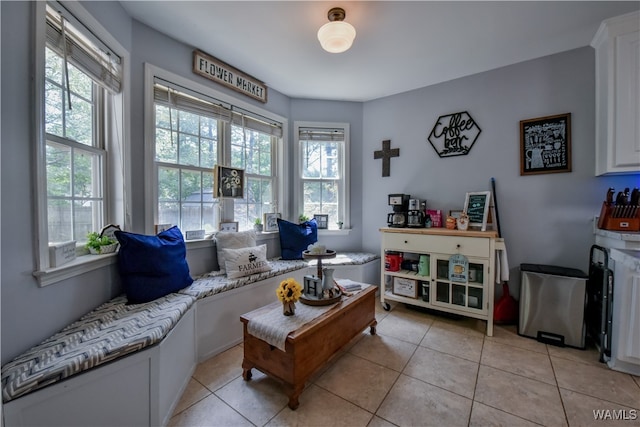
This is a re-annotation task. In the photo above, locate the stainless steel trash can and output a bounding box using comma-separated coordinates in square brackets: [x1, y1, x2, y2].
[518, 264, 588, 348]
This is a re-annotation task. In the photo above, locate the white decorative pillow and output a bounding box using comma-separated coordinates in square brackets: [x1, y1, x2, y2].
[215, 230, 256, 272]
[222, 244, 272, 279]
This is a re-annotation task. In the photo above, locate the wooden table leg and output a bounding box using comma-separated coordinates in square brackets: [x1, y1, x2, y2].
[284, 383, 305, 410]
[369, 319, 377, 335]
[242, 360, 253, 381]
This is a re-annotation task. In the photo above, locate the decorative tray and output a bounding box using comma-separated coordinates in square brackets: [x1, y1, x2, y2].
[299, 289, 342, 306]
[302, 249, 337, 259]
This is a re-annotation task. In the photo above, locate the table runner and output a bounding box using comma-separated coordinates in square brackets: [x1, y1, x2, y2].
[247, 283, 370, 351]
[246, 301, 335, 351]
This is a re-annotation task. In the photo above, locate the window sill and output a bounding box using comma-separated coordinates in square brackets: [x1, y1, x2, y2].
[34, 252, 118, 287]
[184, 232, 279, 248]
[33, 230, 345, 287]
[318, 228, 352, 237]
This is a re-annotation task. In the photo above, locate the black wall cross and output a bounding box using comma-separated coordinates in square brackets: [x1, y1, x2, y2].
[373, 140, 399, 177]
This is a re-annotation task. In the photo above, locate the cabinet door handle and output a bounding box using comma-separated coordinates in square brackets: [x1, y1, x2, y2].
[404, 240, 408, 244]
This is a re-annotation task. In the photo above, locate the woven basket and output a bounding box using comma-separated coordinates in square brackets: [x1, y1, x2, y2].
[89, 243, 119, 255]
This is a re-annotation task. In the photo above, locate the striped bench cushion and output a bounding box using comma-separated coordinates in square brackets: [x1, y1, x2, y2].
[182, 259, 308, 300]
[182, 254, 377, 300]
[305, 252, 379, 266]
[1, 293, 195, 403]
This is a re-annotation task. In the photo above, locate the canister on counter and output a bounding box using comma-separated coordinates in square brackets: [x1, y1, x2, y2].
[418, 255, 430, 276]
[385, 251, 402, 271]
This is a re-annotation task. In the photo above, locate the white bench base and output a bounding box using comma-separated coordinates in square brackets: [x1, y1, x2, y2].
[3, 306, 196, 427]
[195, 268, 307, 362]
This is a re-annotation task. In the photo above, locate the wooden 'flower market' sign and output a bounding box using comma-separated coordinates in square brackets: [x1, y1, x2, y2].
[193, 49, 267, 103]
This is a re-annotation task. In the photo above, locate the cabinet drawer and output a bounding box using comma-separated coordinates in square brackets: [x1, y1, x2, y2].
[383, 233, 490, 258]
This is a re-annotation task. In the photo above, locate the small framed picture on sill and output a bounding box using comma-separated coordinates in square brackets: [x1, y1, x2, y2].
[314, 214, 329, 229]
[219, 221, 238, 232]
[263, 213, 281, 232]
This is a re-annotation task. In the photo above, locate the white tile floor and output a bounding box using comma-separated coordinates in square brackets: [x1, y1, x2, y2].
[169, 299, 640, 426]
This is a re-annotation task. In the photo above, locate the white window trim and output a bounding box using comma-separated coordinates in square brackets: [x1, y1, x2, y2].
[143, 63, 288, 235]
[293, 121, 351, 231]
[32, 1, 131, 287]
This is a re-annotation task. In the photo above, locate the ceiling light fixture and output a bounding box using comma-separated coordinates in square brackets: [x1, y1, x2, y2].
[317, 7, 356, 53]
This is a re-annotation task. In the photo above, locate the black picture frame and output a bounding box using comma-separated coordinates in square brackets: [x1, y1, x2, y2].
[214, 165, 244, 198]
[520, 113, 571, 175]
[313, 214, 329, 229]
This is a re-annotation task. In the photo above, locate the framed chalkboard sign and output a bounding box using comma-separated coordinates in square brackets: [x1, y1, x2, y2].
[520, 113, 571, 175]
[463, 191, 491, 231]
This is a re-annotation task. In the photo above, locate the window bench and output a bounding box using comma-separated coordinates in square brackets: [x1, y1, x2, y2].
[1, 253, 379, 426]
[1, 293, 197, 427]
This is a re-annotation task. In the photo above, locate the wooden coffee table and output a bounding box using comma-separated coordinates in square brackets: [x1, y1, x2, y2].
[240, 285, 377, 410]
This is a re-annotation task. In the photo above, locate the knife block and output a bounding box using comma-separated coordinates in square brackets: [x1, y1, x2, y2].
[597, 202, 640, 231]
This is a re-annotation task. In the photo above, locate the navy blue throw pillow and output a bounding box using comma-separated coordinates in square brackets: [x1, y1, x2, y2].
[277, 218, 318, 260]
[114, 226, 193, 304]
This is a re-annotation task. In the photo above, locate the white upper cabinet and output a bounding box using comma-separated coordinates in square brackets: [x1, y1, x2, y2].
[591, 11, 640, 175]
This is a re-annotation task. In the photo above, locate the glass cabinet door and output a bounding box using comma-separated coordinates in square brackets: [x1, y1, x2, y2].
[431, 256, 487, 313]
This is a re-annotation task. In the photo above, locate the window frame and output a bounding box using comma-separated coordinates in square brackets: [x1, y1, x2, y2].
[33, 1, 130, 286]
[144, 64, 287, 236]
[294, 121, 351, 232]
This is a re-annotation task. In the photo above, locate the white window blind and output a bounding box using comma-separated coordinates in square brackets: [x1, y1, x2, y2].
[45, 2, 121, 93]
[154, 79, 282, 137]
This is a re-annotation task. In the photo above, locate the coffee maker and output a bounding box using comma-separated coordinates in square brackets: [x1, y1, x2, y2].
[387, 194, 410, 227]
[407, 198, 425, 228]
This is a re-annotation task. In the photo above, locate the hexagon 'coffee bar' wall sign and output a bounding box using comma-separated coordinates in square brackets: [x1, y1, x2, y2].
[427, 111, 481, 157]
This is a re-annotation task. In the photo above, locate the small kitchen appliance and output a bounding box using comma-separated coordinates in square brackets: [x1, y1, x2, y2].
[387, 194, 410, 227]
[407, 198, 425, 228]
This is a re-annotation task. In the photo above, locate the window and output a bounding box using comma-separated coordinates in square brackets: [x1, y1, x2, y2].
[45, 45, 104, 243]
[295, 123, 350, 230]
[153, 92, 219, 234]
[35, 1, 125, 281]
[231, 120, 278, 231]
[151, 75, 282, 234]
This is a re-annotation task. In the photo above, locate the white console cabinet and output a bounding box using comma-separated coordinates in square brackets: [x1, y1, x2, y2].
[591, 11, 640, 175]
[380, 228, 500, 336]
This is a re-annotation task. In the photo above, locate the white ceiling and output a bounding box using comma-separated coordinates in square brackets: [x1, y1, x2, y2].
[120, 1, 639, 102]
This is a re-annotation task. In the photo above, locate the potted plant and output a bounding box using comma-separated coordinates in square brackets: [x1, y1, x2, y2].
[336, 221, 344, 229]
[254, 218, 263, 233]
[85, 231, 119, 255]
[299, 214, 310, 223]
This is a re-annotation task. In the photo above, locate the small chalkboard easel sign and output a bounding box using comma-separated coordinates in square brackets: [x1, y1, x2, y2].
[463, 191, 492, 231]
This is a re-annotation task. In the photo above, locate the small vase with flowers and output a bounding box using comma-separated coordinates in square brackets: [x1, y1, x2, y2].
[276, 278, 302, 316]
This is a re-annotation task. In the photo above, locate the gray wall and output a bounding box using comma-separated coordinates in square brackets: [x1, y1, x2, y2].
[362, 47, 635, 297]
[2, 1, 636, 365]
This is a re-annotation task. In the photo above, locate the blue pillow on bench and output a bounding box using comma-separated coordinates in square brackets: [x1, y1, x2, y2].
[277, 218, 318, 260]
[115, 226, 194, 304]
